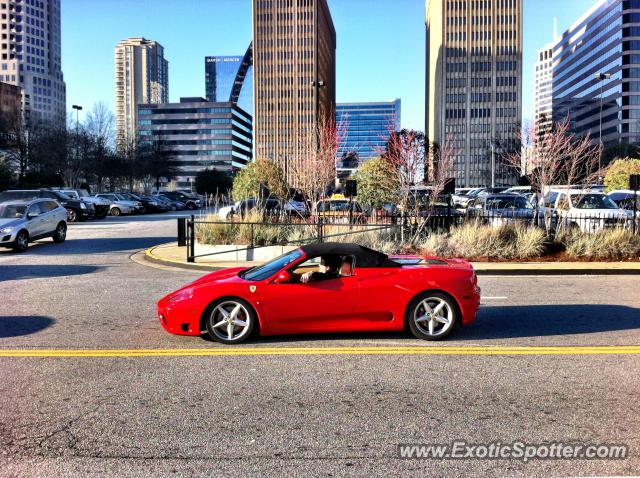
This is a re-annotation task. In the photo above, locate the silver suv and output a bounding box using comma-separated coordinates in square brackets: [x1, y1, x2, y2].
[0, 199, 68, 252]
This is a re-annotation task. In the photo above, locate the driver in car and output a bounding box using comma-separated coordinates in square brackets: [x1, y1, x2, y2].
[300, 255, 340, 283]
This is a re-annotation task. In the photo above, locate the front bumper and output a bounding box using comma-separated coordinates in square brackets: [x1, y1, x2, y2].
[157, 298, 201, 336]
[0, 229, 18, 247]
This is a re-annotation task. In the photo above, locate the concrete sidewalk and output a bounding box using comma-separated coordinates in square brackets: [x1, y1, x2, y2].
[144, 242, 640, 275]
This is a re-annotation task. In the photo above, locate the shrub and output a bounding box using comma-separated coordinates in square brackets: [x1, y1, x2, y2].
[565, 229, 640, 260]
[420, 222, 546, 260]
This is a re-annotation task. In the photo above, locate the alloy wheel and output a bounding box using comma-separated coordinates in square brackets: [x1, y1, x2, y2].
[413, 297, 454, 337]
[209, 301, 251, 342]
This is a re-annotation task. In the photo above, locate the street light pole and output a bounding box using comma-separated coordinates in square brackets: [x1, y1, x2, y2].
[72, 104, 83, 136]
[595, 72, 611, 173]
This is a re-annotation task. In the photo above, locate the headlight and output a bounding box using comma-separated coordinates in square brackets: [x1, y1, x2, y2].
[80, 202, 86, 209]
[0, 227, 14, 233]
[167, 288, 193, 303]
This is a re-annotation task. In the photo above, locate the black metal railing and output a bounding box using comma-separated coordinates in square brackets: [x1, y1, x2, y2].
[178, 210, 639, 263]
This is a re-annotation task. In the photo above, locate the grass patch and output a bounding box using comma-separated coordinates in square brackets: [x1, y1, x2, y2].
[564, 229, 640, 260]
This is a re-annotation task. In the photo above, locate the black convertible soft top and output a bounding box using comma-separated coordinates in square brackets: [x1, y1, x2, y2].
[299, 243, 400, 268]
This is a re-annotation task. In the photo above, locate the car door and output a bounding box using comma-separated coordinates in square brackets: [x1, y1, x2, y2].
[39, 201, 60, 234]
[258, 274, 360, 332]
[25, 202, 46, 237]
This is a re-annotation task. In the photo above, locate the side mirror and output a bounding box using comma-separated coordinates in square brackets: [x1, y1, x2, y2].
[27, 212, 39, 220]
[274, 271, 292, 284]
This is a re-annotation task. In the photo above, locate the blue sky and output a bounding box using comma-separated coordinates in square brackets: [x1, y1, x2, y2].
[62, 0, 599, 130]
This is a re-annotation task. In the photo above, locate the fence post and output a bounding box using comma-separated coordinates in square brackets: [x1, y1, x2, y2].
[187, 214, 195, 263]
[177, 217, 186, 247]
[250, 223, 254, 248]
[401, 212, 406, 244]
[317, 216, 324, 243]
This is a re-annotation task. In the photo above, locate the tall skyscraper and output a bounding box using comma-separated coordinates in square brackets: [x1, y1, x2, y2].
[552, 0, 639, 148]
[253, 0, 336, 184]
[534, 44, 554, 137]
[137, 98, 252, 189]
[205, 43, 254, 115]
[335, 99, 401, 180]
[115, 37, 169, 151]
[425, 0, 522, 187]
[0, 0, 66, 125]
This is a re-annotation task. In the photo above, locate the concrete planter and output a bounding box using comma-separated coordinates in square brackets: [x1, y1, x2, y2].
[194, 243, 298, 262]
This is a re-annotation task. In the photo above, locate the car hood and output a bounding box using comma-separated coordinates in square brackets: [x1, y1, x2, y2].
[189, 267, 249, 287]
[0, 218, 22, 229]
[568, 208, 627, 217]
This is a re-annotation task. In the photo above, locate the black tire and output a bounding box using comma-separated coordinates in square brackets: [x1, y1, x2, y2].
[187, 202, 196, 210]
[13, 230, 29, 252]
[406, 291, 459, 341]
[67, 209, 78, 223]
[170, 205, 177, 211]
[205, 297, 257, 345]
[52, 222, 67, 243]
[110, 207, 121, 217]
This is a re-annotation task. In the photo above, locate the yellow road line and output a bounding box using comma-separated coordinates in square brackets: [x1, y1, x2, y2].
[1, 346, 640, 357]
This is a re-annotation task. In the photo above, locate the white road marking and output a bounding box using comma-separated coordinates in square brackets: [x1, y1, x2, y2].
[481, 296, 508, 300]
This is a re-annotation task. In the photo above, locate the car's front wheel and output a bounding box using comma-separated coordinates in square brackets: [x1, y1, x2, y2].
[186, 202, 196, 210]
[110, 207, 121, 216]
[52, 222, 67, 243]
[407, 291, 458, 341]
[205, 298, 256, 344]
[67, 209, 78, 222]
[13, 230, 29, 252]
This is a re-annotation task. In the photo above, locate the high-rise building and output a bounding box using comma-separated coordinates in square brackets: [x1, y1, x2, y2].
[253, 0, 336, 184]
[205, 43, 254, 115]
[115, 37, 169, 151]
[0, 0, 66, 125]
[425, 0, 522, 187]
[137, 97, 252, 189]
[552, 0, 640, 148]
[335, 99, 401, 180]
[534, 44, 554, 137]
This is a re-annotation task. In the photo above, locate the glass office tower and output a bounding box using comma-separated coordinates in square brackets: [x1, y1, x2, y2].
[205, 43, 253, 116]
[335, 99, 401, 180]
[552, 0, 640, 147]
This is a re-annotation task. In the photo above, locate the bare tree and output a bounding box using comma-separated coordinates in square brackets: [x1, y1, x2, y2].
[290, 112, 344, 208]
[505, 119, 603, 231]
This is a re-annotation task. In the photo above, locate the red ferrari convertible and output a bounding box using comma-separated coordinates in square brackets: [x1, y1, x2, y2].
[157, 243, 481, 344]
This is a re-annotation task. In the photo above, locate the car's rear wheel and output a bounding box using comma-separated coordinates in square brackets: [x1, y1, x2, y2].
[187, 202, 196, 210]
[52, 222, 67, 243]
[67, 209, 78, 222]
[407, 291, 458, 341]
[13, 230, 29, 252]
[111, 207, 121, 216]
[170, 204, 177, 211]
[205, 298, 256, 344]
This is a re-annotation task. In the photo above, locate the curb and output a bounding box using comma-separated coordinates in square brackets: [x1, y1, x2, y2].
[143, 244, 640, 275]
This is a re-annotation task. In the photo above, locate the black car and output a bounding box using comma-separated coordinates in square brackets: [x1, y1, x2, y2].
[157, 191, 202, 210]
[120, 193, 169, 213]
[0, 189, 95, 222]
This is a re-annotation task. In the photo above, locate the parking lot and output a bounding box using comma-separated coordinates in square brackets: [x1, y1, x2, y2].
[1, 211, 640, 476]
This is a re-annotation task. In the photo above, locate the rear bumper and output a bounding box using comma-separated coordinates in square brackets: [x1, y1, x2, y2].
[459, 285, 481, 325]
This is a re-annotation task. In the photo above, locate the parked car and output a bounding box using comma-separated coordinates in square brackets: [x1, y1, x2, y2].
[0, 189, 94, 222]
[94, 193, 141, 216]
[157, 243, 480, 344]
[157, 195, 186, 211]
[154, 191, 202, 210]
[607, 190, 640, 215]
[315, 198, 365, 223]
[466, 193, 541, 226]
[56, 189, 111, 218]
[0, 198, 67, 252]
[119, 193, 168, 213]
[553, 190, 628, 232]
[453, 188, 486, 208]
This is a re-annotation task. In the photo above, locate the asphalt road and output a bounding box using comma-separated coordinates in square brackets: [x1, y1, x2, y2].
[1, 211, 639, 477]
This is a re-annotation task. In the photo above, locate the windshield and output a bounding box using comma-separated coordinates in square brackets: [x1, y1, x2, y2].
[114, 194, 128, 201]
[242, 249, 303, 281]
[486, 197, 532, 210]
[571, 194, 619, 210]
[317, 201, 350, 212]
[0, 204, 27, 218]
